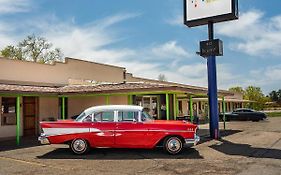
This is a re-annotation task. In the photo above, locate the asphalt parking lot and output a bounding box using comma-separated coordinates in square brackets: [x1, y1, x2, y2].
[0, 118, 281, 175]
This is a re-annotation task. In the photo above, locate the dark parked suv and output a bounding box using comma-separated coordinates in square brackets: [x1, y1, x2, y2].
[219, 108, 267, 122]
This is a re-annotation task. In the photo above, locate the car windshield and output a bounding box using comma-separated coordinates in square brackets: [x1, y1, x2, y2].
[141, 111, 154, 122]
[75, 112, 86, 121]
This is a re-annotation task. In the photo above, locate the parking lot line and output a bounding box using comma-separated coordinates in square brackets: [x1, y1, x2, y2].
[0, 156, 71, 171]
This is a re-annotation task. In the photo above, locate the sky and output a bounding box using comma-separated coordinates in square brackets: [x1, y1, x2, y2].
[0, 0, 280, 94]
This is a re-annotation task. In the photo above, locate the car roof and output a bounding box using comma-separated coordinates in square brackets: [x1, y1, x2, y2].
[84, 105, 143, 115]
[234, 108, 254, 111]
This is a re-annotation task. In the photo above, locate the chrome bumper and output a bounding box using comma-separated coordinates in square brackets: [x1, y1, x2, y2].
[184, 135, 200, 147]
[38, 134, 50, 145]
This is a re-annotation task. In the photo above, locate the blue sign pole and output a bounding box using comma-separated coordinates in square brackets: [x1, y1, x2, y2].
[207, 21, 220, 139]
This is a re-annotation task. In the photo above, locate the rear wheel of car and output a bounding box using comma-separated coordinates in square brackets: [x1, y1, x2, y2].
[163, 136, 183, 155]
[70, 139, 89, 155]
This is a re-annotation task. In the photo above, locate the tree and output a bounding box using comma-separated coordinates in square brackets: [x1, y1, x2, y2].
[1, 34, 63, 64]
[244, 86, 266, 110]
[269, 89, 281, 103]
[229, 86, 244, 96]
[229, 86, 268, 110]
[269, 90, 278, 102]
[158, 74, 167, 81]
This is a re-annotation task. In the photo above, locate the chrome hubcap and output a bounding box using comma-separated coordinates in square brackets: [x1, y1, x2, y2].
[167, 138, 181, 152]
[73, 139, 86, 152]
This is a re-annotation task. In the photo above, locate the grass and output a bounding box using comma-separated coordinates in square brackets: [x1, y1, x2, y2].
[265, 112, 281, 117]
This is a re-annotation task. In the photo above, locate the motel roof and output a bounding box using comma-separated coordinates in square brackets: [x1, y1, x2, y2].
[0, 82, 233, 96]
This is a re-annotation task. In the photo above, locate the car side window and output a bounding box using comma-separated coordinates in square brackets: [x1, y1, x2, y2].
[118, 111, 139, 122]
[94, 111, 114, 122]
[141, 111, 153, 122]
[83, 114, 93, 122]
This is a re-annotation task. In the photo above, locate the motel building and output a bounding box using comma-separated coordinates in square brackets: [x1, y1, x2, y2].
[0, 57, 250, 144]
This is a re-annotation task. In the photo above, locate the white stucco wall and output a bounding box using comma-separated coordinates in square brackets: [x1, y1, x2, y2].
[68, 96, 128, 117]
[39, 97, 59, 122]
[68, 96, 106, 117]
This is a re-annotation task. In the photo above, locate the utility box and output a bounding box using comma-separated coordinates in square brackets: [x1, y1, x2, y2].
[200, 39, 223, 57]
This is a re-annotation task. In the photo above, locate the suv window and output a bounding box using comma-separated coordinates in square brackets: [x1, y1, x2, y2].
[94, 111, 114, 122]
[118, 111, 139, 122]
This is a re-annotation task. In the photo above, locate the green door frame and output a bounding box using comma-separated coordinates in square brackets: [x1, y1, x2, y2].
[173, 94, 177, 120]
[222, 96, 226, 130]
[166, 93, 169, 120]
[61, 96, 66, 120]
[189, 95, 194, 122]
[16, 96, 21, 145]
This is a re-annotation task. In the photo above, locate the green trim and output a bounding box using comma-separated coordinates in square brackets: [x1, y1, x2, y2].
[176, 98, 179, 120]
[189, 95, 194, 122]
[173, 94, 177, 120]
[166, 93, 169, 120]
[157, 96, 160, 120]
[222, 96, 226, 130]
[127, 95, 132, 105]
[16, 96, 20, 146]
[62, 97, 65, 120]
[106, 96, 110, 105]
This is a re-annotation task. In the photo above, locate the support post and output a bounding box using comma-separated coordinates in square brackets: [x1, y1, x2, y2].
[62, 97, 65, 120]
[166, 93, 169, 120]
[106, 96, 110, 105]
[16, 96, 20, 146]
[127, 95, 132, 105]
[157, 96, 161, 119]
[207, 21, 220, 139]
[222, 96, 226, 130]
[175, 95, 179, 120]
[173, 94, 177, 120]
[189, 95, 193, 122]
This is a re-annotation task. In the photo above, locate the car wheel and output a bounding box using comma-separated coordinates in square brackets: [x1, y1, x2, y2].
[163, 136, 183, 155]
[70, 138, 89, 155]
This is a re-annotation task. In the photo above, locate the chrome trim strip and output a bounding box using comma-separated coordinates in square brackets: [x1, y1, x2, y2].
[114, 130, 194, 133]
[184, 135, 200, 146]
[38, 134, 50, 145]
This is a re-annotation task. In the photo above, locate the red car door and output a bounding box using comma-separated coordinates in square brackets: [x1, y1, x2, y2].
[90, 110, 116, 148]
[115, 110, 149, 148]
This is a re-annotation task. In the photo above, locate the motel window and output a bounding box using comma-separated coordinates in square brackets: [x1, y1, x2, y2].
[1, 97, 17, 126]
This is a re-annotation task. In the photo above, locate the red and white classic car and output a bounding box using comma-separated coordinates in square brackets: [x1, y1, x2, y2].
[39, 105, 200, 155]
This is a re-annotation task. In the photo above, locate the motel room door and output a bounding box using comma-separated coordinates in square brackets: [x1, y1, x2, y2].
[23, 97, 38, 136]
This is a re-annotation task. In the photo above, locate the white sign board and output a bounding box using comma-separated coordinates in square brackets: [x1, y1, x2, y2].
[184, 0, 238, 27]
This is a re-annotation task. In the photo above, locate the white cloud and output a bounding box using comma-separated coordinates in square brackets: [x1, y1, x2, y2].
[0, 0, 32, 14]
[217, 10, 281, 56]
[166, 14, 183, 26]
[151, 41, 191, 59]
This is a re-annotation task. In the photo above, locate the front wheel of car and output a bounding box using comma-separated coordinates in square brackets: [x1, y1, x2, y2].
[70, 138, 89, 155]
[163, 136, 183, 155]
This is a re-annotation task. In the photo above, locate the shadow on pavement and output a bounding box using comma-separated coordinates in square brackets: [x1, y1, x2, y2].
[210, 139, 281, 160]
[0, 137, 41, 152]
[198, 129, 242, 144]
[37, 147, 203, 160]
